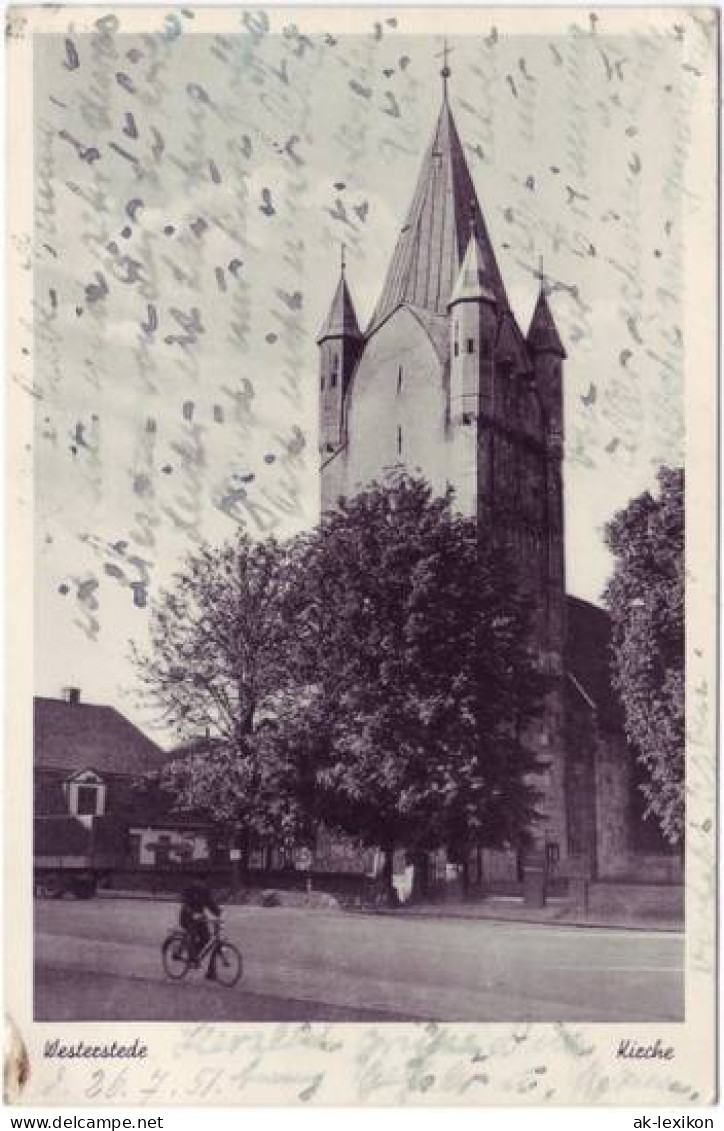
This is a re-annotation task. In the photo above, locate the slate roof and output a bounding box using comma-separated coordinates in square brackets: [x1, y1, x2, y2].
[404, 305, 451, 362]
[368, 95, 509, 334]
[565, 596, 623, 730]
[34, 696, 168, 777]
[449, 230, 497, 307]
[317, 274, 363, 344]
[526, 286, 566, 357]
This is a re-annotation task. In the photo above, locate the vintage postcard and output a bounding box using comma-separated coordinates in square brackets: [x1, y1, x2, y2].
[4, 4, 718, 1108]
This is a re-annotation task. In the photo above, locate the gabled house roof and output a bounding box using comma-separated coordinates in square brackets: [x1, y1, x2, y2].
[34, 695, 168, 777]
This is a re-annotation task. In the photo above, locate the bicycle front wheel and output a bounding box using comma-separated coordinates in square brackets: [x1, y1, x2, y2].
[213, 941, 242, 987]
[162, 934, 192, 980]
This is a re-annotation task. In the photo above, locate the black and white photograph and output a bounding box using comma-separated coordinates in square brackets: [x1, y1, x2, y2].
[5, 3, 717, 1108]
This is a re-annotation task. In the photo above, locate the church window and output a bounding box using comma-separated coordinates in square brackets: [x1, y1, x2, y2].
[397, 366, 403, 393]
[397, 426, 402, 455]
[462, 412, 473, 426]
[331, 355, 339, 388]
[466, 338, 475, 355]
[321, 375, 325, 391]
[454, 342, 459, 357]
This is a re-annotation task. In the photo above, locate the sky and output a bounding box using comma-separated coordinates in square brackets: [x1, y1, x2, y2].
[28, 8, 708, 741]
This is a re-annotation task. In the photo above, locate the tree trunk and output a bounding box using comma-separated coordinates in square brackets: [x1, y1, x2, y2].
[460, 855, 470, 898]
[409, 850, 429, 902]
[381, 845, 396, 906]
[231, 826, 250, 891]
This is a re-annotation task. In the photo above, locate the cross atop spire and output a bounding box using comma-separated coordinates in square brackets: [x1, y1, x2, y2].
[535, 254, 551, 298]
[436, 38, 453, 98]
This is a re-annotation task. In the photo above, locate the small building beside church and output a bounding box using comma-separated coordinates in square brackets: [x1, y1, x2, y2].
[34, 689, 214, 895]
[316, 70, 680, 886]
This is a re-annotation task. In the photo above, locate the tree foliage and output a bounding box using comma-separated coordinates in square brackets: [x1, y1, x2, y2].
[135, 477, 546, 878]
[604, 466, 684, 845]
[287, 478, 545, 876]
[132, 536, 311, 851]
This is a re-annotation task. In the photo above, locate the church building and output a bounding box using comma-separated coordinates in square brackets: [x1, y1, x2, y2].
[316, 66, 680, 886]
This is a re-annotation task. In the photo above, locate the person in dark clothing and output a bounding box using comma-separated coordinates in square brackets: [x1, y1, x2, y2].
[179, 875, 221, 980]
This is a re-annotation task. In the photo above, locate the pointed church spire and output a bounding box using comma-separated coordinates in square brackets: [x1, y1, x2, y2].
[367, 86, 508, 334]
[317, 253, 363, 344]
[526, 284, 566, 357]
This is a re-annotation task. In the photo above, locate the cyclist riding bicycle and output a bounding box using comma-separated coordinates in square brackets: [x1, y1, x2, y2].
[179, 874, 221, 980]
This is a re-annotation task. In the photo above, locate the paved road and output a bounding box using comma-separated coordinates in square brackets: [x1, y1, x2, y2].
[35, 898, 684, 1022]
[35, 967, 409, 1021]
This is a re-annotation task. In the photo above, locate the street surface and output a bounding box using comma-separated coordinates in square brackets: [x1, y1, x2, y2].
[35, 897, 683, 1022]
[35, 967, 409, 1021]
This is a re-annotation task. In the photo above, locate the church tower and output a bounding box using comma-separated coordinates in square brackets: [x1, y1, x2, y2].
[312, 54, 680, 890]
[317, 249, 363, 460]
[447, 224, 498, 518]
[316, 59, 572, 866]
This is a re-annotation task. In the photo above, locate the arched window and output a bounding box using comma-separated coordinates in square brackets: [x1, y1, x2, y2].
[397, 365, 403, 394]
[466, 338, 475, 355]
[331, 355, 339, 388]
[397, 426, 402, 455]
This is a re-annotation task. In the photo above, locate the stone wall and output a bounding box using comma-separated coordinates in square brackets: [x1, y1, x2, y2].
[324, 308, 448, 509]
[593, 729, 632, 878]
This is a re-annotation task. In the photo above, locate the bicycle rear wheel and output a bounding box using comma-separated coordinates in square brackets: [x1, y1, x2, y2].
[162, 934, 192, 979]
[213, 941, 242, 987]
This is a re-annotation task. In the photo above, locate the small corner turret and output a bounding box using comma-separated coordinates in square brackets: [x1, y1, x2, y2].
[526, 283, 566, 359]
[446, 222, 500, 517]
[449, 225, 497, 310]
[448, 223, 499, 426]
[527, 277, 566, 449]
[318, 245, 364, 457]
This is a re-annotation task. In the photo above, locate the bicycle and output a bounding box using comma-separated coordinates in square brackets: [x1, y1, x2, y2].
[161, 917, 243, 987]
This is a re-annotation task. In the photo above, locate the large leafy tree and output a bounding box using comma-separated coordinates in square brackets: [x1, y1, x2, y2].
[604, 466, 684, 845]
[135, 478, 545, 892]
[285, 477, 545, 894]
[133, 536, 311, 859]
